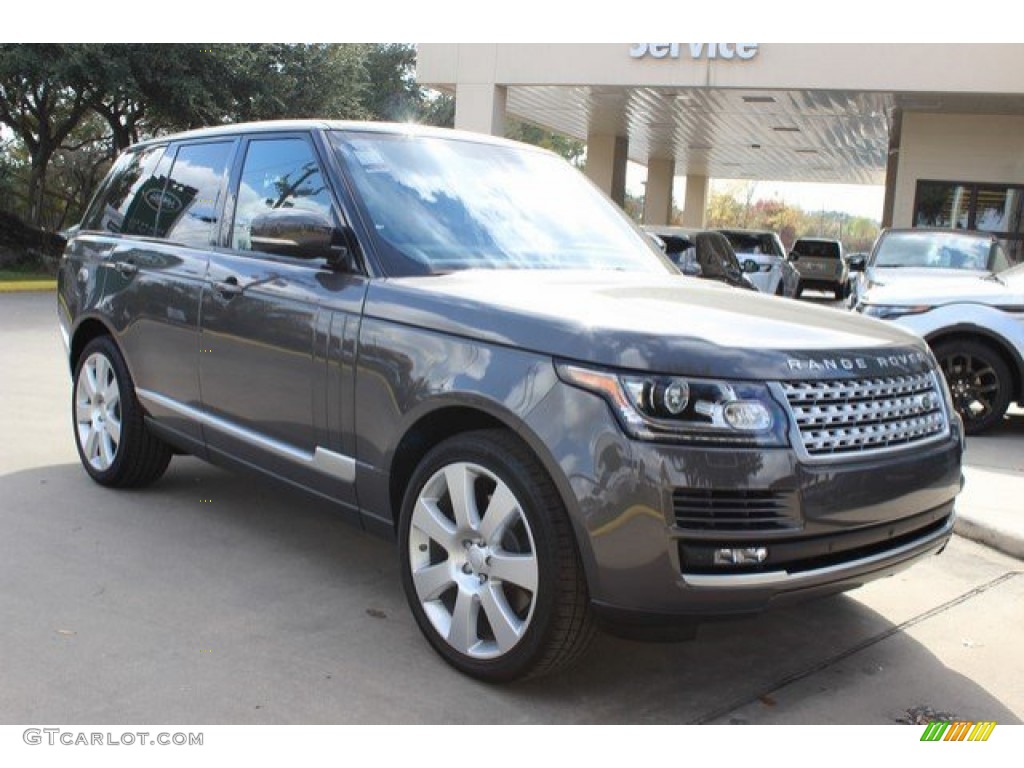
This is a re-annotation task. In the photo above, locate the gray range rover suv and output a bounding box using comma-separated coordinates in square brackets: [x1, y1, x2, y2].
[58, 121, 963, 682]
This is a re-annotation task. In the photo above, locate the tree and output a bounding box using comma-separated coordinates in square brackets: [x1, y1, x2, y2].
[0, 44, 95, 226]
[506, 117, 585, 166]
[361, 44, 422, 122]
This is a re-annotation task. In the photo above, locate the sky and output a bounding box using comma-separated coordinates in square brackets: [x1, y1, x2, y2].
[11, 0, 1012, 226]
[625, 165, 886, 221]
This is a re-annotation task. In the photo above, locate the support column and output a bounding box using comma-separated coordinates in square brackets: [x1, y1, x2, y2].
[681, 174, 709, 228]
[454, 83, 507, 137]
[643, 158, 675, 225]
[585, 132, 628, 207]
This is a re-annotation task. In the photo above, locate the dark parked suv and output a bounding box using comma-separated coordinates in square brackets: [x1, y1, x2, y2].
[59, 120, 963, 681]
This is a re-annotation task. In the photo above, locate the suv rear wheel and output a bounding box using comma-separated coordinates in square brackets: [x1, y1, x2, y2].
[72, 336, 172, 487]
[398, 429, 594, 681]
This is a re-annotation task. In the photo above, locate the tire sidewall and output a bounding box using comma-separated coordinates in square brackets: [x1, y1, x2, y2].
[397, 432, 564, 682]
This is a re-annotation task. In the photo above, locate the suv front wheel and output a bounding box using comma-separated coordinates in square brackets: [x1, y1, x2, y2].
[933, 339, 1012, 435]
[398, 429, 594, 681]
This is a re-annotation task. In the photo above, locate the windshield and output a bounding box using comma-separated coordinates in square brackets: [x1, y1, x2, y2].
[331, 131, 669, 276]
[873, 231, 1007, 271]
[720, 231, 782, 258]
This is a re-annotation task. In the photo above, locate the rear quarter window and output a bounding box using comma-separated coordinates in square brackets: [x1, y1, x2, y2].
[81, 145, 170, 236]
[793, 240, 840, 259]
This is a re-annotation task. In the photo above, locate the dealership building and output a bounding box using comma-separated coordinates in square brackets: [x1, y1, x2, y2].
[417, 44, 1024, 260]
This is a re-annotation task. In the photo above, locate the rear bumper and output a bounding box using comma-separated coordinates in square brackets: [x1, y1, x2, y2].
[799, 277, 844, 291]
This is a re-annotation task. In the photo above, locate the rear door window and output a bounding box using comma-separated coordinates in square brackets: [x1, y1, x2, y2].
[155, 141, 235, 247]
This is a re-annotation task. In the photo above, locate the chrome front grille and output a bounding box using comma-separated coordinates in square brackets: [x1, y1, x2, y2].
[780, 372, 948, 458]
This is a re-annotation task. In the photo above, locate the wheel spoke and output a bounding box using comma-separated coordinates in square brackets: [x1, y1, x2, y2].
[75, 397, 92, 426]
[412, 562, 454, 602]
[412, 499, 458, 553]
[94, 356, 110, 394]
[105, 415, 121, 445]
[444, 464, 479, 531]
[84, 427, 101, 463]
[481, 583, 526, 653]
[101, 374, 119, 403]
[82, 361, 98, 399]
[100, 431, 116, 467]
[488, 551, 538, 593]
[478, 482, 519, 545]
[447, 588, 479, 654]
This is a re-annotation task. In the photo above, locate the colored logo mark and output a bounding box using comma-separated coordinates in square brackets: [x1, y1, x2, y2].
[920, 721, 996, 742]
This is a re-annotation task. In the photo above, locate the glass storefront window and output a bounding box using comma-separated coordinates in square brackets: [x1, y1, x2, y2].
[914, 181, 972, 229]
[914, 180, 1024, 264]
[975, 187, 1023, 235]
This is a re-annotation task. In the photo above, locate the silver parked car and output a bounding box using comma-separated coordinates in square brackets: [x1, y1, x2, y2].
[717, 229, 800, 297]
[791, 237, 849, 300]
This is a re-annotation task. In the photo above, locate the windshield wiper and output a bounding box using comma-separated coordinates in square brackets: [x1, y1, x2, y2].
[984, 272, 1007, 286]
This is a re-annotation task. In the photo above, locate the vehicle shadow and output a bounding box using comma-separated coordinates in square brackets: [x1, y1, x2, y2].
[1, 459, 1020, 725]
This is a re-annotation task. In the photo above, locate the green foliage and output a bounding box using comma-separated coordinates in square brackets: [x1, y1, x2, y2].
[505, 117, 585, 166]
[703, 185, 879, 252]
[0, 43, 587, 235]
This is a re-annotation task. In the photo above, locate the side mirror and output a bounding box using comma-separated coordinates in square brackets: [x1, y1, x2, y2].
[788, 252, 799, 262]
[742, 258, 760, 274]
[250, 209, 350, 265]
[848, 254, 867, 272]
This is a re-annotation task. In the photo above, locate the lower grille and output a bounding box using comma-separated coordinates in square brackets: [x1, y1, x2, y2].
[673, 488, 799, 531]
[780, 372, 948, 458]
[679, 504, 953, 576]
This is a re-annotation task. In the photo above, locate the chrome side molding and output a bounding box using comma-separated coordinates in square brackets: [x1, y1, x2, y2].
[136, 389, 356, 483]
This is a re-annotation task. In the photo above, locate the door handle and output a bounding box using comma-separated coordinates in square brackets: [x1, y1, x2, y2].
[214, 276, 244, 299]
[114, 260, 138, 277]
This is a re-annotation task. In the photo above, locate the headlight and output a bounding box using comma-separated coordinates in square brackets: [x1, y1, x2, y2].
[859, 304, 934, 320]
[556, 363, 789, 447]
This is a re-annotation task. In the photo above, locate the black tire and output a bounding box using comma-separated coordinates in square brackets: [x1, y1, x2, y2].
[933, 339, 1013, 436]
[795, 282, 804, 299]
[774, 281, 785, 297]
[397, 429, 594, 682]
[835, 281, 849, 301]
[72, 336, 172, 487]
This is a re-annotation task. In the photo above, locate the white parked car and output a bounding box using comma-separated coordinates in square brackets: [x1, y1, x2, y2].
[849, 228, 1012, 308]
[856, 260, 1024, 434]
[716, 229, 800, 297]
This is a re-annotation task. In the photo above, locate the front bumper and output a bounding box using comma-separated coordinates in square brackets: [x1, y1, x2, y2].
[524, 380, 963, 625]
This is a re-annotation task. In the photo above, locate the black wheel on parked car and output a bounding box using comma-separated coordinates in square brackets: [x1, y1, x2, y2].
[398, 429, 594, 682]
[933, 339, 1013, 435]
[72, 336, 172, 487]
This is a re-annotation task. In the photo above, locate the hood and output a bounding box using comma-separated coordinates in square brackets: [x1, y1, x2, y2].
[866, 266, 990, 287]
[364, 270, 932, 381]
[862, 272, 1021, 307]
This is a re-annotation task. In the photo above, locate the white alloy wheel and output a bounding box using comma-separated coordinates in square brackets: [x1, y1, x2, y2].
[408, 461, 539, 660]
[75, 351, 123, 471]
